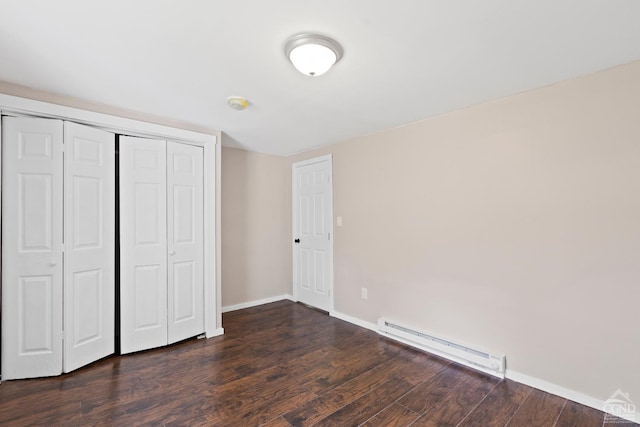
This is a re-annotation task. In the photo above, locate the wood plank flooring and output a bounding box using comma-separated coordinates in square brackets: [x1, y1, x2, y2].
[0, 300, 636, 426]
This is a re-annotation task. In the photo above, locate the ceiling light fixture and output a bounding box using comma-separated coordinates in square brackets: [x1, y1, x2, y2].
[284, 33, 343, 77]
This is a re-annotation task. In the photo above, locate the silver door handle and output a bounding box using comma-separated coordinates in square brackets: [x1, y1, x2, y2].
[49, 260, 57, 266]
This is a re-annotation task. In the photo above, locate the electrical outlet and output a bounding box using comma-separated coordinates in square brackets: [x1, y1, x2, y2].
[361, 287, 368, 300]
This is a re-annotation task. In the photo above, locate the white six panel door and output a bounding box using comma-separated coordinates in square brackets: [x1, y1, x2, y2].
[1, 118, 206, 376]
[63, 122, 115, 372]
[292, 156, 333, 312]
[1, 117, 64, 379]
[167, 142, 204, 344]
[119, 136, 168, 354]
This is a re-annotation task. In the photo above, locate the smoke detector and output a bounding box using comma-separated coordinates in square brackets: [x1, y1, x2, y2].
[227, 96, 248, 111]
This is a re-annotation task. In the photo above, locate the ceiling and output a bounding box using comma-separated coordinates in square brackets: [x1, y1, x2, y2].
[1, 0, 639, 156]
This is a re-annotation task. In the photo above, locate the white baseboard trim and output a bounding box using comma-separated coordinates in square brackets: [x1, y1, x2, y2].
[506, 370, 638, 423]
[205, 328, 225, 338]
[329, 310, 638, 424]
[330, 310, 378, 332]
[222, 294, 295, 313]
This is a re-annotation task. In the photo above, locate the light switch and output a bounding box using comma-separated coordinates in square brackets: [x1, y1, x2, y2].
[336, 216, 343, 227]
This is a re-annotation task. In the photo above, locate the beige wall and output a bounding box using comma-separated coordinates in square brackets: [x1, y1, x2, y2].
[221, 146, 291, 307]
[290, 60, 640, 404]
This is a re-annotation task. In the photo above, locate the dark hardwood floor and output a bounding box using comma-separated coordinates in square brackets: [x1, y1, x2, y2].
[0, 300, 635, 426]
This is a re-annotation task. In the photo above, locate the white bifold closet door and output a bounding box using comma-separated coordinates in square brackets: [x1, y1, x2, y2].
[2, 117, 64, 379]
[166, 141, 204, 344]
[119, 137, 204, 354]
[119, 137, 168, 353]
[1, 117, 115, 380]
[63, 121, 116, 373]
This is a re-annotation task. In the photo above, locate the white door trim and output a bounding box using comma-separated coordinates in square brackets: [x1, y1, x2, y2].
[0, 93, 222, 341]
[292, 154, 334, 312]
[0, 93, 212, 144]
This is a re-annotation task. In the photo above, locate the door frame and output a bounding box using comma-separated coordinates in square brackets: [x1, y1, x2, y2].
[0, 93, 223, 350]
[292, 154, 334, 312]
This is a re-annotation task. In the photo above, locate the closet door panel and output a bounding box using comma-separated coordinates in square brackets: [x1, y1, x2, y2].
[167, 142, 204, 344]
[1, 117, 64, 380]
[120, 136, 168, 354]
[63, 122, 115, 372]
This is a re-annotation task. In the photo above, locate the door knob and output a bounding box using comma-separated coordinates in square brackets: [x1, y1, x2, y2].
[169, 251, 176, 256]
[294, 239, 300, 244]
[49, 260, 57, 266]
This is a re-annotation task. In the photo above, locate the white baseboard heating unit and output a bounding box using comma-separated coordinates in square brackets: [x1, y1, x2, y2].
[378, 318, 506, 378]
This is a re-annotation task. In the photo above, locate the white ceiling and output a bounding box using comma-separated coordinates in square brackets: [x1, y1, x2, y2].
[1, 0, 639, 156]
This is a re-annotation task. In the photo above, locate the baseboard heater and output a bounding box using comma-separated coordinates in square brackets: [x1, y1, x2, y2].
[378, 318, 506, 378]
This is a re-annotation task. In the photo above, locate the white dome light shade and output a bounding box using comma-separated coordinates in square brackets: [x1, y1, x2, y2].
[289, 44, 336, 76]
[285, 34, 343, 77]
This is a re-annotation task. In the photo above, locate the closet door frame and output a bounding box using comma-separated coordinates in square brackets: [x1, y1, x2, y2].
[0, 94, 223, 352]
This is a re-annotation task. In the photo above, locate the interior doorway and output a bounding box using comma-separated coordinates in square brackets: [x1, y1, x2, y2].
[292, 154, 334, 312]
